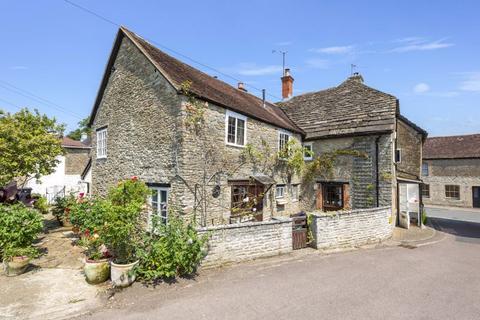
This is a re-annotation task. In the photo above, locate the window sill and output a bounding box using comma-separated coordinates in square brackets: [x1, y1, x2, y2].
[226, 143, 245, 149]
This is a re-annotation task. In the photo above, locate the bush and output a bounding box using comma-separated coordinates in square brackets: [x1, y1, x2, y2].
[0, 203, 43, 259]
[32, 194, 49, 215]
[69, 196, 109, 234]
[422, 209, 428, 225]
[136, 214, 208, 280]
[51, 193, 76, 223]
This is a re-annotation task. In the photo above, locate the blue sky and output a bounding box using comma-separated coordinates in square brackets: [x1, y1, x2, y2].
[1, 0, 479, 136]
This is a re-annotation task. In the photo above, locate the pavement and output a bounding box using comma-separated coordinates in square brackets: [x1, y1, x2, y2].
[77, 208, 480, 320]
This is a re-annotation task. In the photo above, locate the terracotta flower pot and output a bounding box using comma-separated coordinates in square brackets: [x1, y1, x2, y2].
[84, 258, 110, 284]
[110, 260, 139, 287]
[3, 256, 30, 276]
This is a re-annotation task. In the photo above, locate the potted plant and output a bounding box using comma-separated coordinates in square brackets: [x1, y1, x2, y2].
[0, 203, 43, 276]
[102, 178, 150, 287]
[51, 194, 76, 227]
[80, 230, 111, 284]
[2, 246, 39, 276]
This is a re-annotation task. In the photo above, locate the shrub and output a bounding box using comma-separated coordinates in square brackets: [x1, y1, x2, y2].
[77, 230, 110, 261]
[422, 209, 428, 225]
[136, 214, 208, 280]
[51, 193, 76, 223]
[69, 196, 109, 234]
[108, 176, 151, 207]
[0, 203, 43, 259]
[32, 194, 49, 215]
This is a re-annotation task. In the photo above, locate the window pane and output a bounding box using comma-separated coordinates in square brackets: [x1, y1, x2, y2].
[236, 119, 245, 145]
[227, 117, 236, 143]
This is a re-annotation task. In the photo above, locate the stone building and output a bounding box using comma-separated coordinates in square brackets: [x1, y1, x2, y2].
[422, 134, 480, 208]
[87, 27, 426, 227]
[279, 74, 427, 228]
[26, 137, 91, 201]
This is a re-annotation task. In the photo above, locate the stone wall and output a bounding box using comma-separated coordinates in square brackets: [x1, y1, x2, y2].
[64, 148, 90, 175]
[301, 134, 394, 211]
[310, 206, 393, 250]
[198, 217, 292, 267]
[396, 119, 423, 181]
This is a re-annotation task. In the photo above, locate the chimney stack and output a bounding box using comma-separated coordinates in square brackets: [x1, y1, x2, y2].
[237, 82, 247, 92]
[281, 68, 294, 100]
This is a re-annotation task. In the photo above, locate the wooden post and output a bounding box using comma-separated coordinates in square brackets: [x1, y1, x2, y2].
[315, 183, 323, 210]
[343, 183, 351, 210]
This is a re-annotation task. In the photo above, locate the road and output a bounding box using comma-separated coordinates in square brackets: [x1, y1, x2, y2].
[83, 209, 480, 320]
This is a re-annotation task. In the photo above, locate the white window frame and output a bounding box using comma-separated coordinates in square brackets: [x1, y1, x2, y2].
[422, 163, 429, 176]
[278, 129, 292, 152]
[395, 148, 402, 163]
[225, 110, 247, 147]
[303, 142, 313, 160]
[148, 187, 169, 227]
[96, 128, 107, 159]
[276, 185, 285, 199]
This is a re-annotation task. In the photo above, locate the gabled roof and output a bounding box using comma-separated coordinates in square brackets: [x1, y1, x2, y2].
[61, 137, 90, 149]
[89, 27, 302, 134]
[423, 134, 480, 159]
[397, 114, 428, 138]
[277, 75, 398, 139]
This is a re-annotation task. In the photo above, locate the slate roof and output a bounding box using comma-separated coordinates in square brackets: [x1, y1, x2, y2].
[61, 137, 90, 149]
[423, 134, 480, 159]
[277, 75, 398, 139]
[89, 27, 302, 134]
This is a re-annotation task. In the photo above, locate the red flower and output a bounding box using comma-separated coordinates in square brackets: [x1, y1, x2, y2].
[131, 176, 138, 181]
[79, 192, 85, 198]
[84, 229, 91, 237]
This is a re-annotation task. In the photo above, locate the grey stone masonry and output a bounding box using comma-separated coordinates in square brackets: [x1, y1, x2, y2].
[310, 206, 393, 250]
[198, 217, 292, 267]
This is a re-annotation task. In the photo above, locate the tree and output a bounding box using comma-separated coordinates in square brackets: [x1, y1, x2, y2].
[0, 108, 65, 187]
[67, 117, 91, 141]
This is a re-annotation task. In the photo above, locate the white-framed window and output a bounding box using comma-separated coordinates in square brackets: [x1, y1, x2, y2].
[395, 149, 402, 163]
[96, 128, 107, 159]
[276, 185, 285, 199]
[225, 110, 247, 147]
[149, 187, 169, 226]
[292, 184, 299, 201]
[303, 142, 313, 160]
[278, 130, 291, 152]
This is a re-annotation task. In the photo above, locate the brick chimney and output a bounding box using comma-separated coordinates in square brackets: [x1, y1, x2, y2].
[281, 68, 294, 100]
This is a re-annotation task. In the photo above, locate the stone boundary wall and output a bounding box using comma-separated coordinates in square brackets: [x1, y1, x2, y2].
[198, 217, 292, 267]
[310, 206, 393, 250]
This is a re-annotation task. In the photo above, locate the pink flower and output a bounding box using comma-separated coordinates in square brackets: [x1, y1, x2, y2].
[131, 176, 138, 181]
[79, 193, 85, 198]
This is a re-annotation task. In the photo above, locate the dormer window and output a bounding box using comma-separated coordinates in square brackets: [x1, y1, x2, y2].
[225, 110, 247, 147]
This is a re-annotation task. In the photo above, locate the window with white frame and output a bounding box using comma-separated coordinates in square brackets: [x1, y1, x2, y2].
[303, 143, 313, 160]
[292, 184, 299, 201]
[278, 130, 291, 152]
[96, 128, 107, 159]
[225, 110, 247, 147]
[422, 163, 429, 176]
[149, 187, 169, 225]
[276, 185, 285, 198]
[395, 149, 402, 163]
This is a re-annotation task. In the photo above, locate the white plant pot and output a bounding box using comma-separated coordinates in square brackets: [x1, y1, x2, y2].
[110, 260, 139, 287]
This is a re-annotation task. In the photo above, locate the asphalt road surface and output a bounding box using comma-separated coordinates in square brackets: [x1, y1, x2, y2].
[83, 210, 480, 320]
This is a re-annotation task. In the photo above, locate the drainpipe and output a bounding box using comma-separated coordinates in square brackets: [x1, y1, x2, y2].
[375, 136, 380, 207]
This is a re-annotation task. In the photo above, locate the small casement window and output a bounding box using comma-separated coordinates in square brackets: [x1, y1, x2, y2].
[323, 183, 343, 210]
[303, 143, 313, 160]
[225, 110, 247, 147]
[96, 128, 107, 159]
[276, 185, 285, 198]
[395, 149, 402, 163]
[149, 187, 169, 225]
[421, 184, 430, 198]
[445, 185, 460, 199]
[278, 130, 291, 152]
[422, 163, 429, 176]
[291, 184, 299, 201]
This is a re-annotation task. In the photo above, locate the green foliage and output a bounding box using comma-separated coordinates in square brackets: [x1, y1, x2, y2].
[303, 149, 367, 182]
[77, 230, 109, 261]
[107, 176, 151, 207]
[422, 209, 428, 225]
[136, 214, 208, 280]
[0, 108, 64, 186]
[32, 194, 49, 215]
[69, 196, 110, 234]
[66, 117, 91, 141]
[180, 80, 206, 130]
[51, 193, 76, 223]
[0, 203, 43, 259]
[3, 246, 40, 260]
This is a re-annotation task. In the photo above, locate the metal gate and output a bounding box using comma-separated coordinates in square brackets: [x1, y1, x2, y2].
[291, 213, 307, 250]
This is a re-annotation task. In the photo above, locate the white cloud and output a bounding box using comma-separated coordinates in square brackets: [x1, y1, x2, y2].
[459, 72, 480, 92]
[390, 38, 453, 53]
[233, 63, 283, 76]
[309, 45, 354, 54]
[413, 83, 430, 94]
[305, 58, 330, 69]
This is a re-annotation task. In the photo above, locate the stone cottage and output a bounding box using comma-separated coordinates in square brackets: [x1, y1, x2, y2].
[88, 27, 427, 227]
[422, 134, 480, 208]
